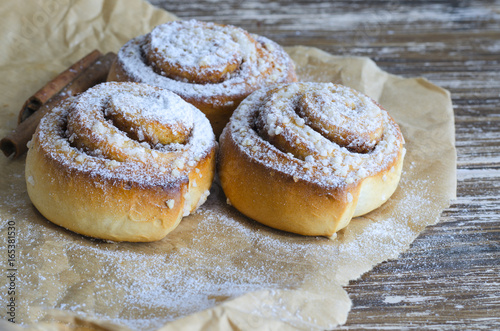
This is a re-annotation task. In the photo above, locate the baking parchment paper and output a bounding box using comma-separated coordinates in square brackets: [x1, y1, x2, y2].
[0, 0, 456, 330]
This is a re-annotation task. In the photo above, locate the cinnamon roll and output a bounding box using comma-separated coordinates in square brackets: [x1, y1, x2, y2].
[25, 82, 217, 242]
[107, 20, 297, 136]
[218, 82, 405, 236]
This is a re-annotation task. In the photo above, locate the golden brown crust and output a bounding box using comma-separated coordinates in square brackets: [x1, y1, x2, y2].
[218, 82, 405, 237]
[218, 133, 357, 236]
[25, 82, 217, 242]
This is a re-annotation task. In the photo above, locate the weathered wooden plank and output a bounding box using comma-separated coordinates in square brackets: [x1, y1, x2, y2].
[147, 0, 500, 329]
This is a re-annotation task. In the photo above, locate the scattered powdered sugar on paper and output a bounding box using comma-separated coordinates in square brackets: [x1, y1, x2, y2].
[1, 150, 438, 330]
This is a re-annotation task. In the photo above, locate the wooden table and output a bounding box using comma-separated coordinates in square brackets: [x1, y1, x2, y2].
[149, 1, 500, 329]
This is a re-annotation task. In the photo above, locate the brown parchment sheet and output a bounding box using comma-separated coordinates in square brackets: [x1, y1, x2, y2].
[0, 0, 456, 330]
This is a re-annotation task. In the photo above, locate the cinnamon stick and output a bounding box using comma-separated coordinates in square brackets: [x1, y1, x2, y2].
[1, 52, 117, 159]
[18, 49, 103, 124]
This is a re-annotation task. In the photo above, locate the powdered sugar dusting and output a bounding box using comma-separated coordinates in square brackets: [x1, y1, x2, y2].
[0, 101, 451, 330]
[225, 82, 405, 188]
[107, 92, 192, 128]
[1, 41, 456, 331]
[2, 161, 436, 331]
[147, 20, 245, 71]
[114, 20, 295, 105]
[33, 82, 216, 188]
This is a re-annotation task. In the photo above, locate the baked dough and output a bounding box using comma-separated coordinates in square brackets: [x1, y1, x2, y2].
[218, 82, 405, 236]
[107, 19, 297, 136]
[25, 82, 217, 242]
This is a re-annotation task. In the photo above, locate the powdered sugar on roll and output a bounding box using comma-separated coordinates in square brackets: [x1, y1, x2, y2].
[227, 83, 403, 188]
[218, 82, 405, 236]
[145, 21, 251, 83]
[108, 20, 297, 136]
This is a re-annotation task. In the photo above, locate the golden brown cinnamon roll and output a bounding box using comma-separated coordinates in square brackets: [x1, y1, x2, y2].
[218, 82, 405, 236]
[108, 20, 297, 136]
[25, 82, 217, 242]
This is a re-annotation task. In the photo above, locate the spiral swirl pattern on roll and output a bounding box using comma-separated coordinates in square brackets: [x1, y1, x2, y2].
[107, 20, 297, 136]
[218, 82, 405, 236]
[25, 82, 217, 242]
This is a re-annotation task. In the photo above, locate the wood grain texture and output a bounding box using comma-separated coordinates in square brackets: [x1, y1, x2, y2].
[148, 0, 500, 329]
